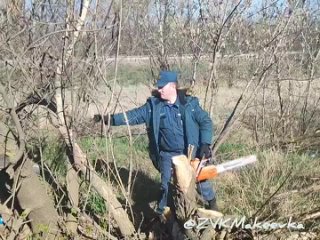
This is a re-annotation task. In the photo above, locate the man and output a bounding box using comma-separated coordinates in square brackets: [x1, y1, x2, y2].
[94, 70, 217, 215]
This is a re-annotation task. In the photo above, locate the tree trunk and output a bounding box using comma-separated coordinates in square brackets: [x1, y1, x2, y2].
[172, 155, 199, 239]
[172, 155, 223, 239]
[66, 163, 79, 235]
[172, 155, 198, 220]
[50, 0, 137, 236]
[16, 159, 60, 239]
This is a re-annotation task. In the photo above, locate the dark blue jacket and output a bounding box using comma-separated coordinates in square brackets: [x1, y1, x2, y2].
[112, 91, 213, 170]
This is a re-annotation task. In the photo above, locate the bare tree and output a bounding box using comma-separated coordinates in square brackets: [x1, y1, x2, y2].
[1, 0, 320, 239]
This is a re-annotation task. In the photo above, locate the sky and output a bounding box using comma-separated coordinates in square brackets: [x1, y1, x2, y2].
[23, 0, 319, 20]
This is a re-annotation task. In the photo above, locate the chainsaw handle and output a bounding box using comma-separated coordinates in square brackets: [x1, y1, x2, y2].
[190, 158, 216, 182]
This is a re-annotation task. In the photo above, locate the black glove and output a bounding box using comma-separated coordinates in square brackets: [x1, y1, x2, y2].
[93, 114, 102, 122]
[93, 114, 114, 125]
[199, 144, 212, 159]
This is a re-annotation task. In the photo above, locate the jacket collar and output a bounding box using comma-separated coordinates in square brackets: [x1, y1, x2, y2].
[151, 89, 189, 106]
[177, 89, 188, 105]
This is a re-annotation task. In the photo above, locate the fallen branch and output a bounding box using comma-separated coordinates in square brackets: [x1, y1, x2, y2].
[274, 184, 320, 200]
[66, 163, 79, 234]
[303, 211, 320, 221]
[15, 158, 61, 239]
[72, 142, 136, 236]
[49, 114, 137, 236]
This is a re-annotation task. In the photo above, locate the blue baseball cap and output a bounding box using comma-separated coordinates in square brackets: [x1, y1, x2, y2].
[157, 71, 178, 88]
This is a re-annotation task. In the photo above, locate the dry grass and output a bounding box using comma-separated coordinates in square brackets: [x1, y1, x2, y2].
[215, 148, 320, 231]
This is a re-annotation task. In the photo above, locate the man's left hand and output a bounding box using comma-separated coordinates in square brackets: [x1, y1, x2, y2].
[199, 144, 212, 159]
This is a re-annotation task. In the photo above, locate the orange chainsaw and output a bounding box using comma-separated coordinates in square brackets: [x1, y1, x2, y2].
[190, 155, 257, 182]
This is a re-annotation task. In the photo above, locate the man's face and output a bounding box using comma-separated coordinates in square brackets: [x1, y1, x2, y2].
[158, 82, 177, 101]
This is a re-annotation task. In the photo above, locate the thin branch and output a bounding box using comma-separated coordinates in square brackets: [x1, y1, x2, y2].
[0, 83, 26, 165]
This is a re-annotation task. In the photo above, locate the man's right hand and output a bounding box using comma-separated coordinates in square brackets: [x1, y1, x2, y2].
[93, 114, 102, 122]
[93, 114, 113, 125]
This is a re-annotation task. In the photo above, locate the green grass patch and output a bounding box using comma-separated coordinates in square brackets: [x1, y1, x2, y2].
[40, 137, 68, 176]
[85, 191, 107, 215]
[79, 135, 149, 167]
